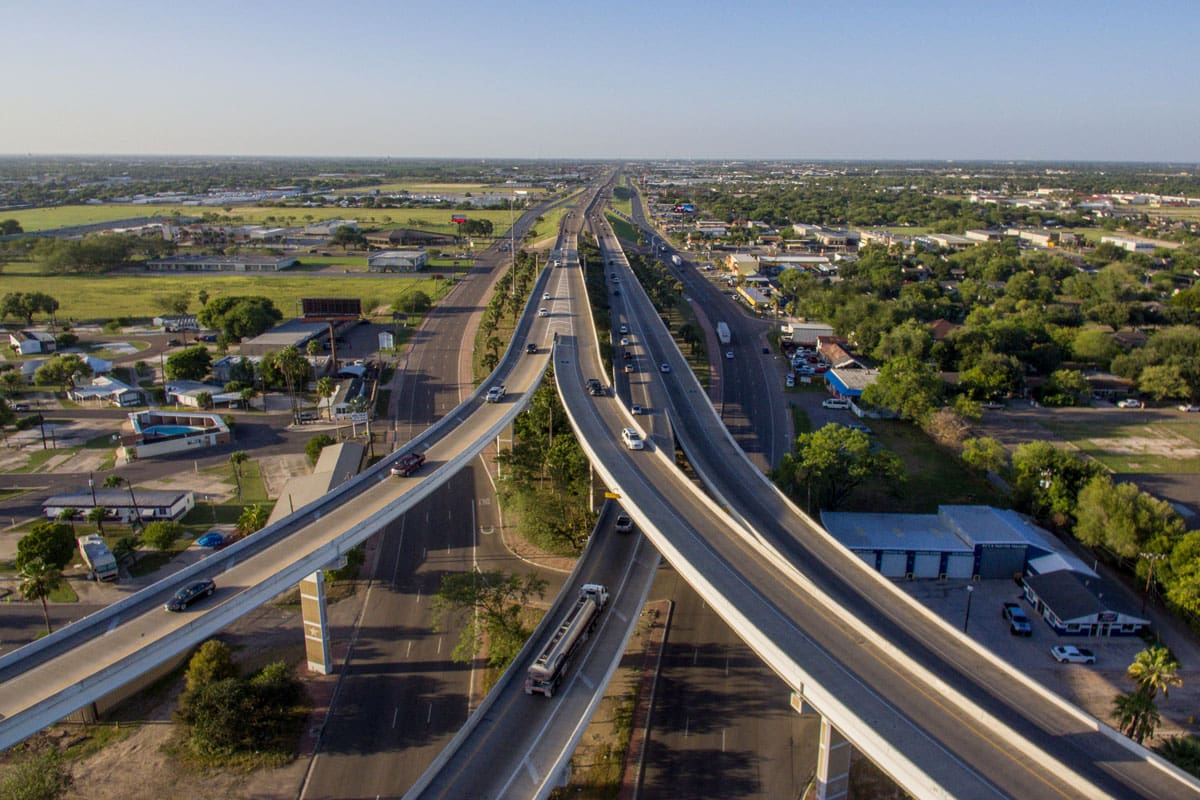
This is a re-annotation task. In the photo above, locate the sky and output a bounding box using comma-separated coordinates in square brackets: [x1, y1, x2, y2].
[3, 0, 1198, 162]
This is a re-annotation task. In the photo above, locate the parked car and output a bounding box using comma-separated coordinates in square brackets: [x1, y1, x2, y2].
[166, 338, 182, 346]
[982, 400, 1005, 410]
[822, 398, 850, 410]
[1180, 403, 1200, 412]
[195, 531, 225, 548]
[848, 423, 873, 435]
[1117, 398, 1144, 408]
[1050, 645, 1096, 664]
[1002, 601, 1032, 636]
[165, 579, 216, 612]
[12, 402, 30, 412]
[614, 514, 634, 533]
[785, 374, 795, 388]
[390, 451, 426, 477]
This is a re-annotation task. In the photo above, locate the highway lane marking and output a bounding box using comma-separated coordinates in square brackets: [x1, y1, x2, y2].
[614, 610, 628, 622]
[392, 707, 399, 729]
[437, 637, 442, 655]
[406, 641, 413, 658]
[578, 673, 594, 690]
[523, 758, 540, 785]
[427, 703, 433, 724]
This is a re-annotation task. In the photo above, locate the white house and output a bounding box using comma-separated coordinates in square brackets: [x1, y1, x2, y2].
[8, 331, 56, 355]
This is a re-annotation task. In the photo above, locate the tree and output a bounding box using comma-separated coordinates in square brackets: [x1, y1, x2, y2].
[0, 218, 22, 235]
[1, 291, 58, 325]
[306, 338, 323, 357]
[1072, 328, 1120, 368]
[197, 296, 282, 343]
[872, 319, 933, 363]
[1112, 688, 1161, 745]
[861, 356, 944, 423]
[961, 437, 1007, 474]
[112, 535, 141, 567]
[1138, 364, 1190, 402]
[432, 571, 547, 669]
[142, 521, 183, 551]
[229, 450, 249, 498]
[958, 351, 1022, 400]
[392, 290, 432, 314]
[87, 505, 108, 534]
[156, 291, 191, 315]
[33, 353, 93, 391]
[236, 503, 270, 536]
[1010, 442, 1104, 530]
[1038, 369, 1089, 407]
[56, 506, 79, 532]
[165, 345, 213, 381]
[19, 557, 64, 634]
[305, 433, 335, 465]
[1075, 475, 1184, 560]
[184, 639, 238, 694]
[777, 424, 905, 511]
[315, 377, 337, 420]
[261, 346, 308, 414]
[1, 370, 24, 398]
[15, 521, 76, 572]
[1127, 645, 1183, 701]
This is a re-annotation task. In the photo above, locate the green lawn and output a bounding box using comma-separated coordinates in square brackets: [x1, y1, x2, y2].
[605, 213, 641, 245]
[843, 420, 1006, 513]
[1036, 416, 1200, 474]
[6, 204, 519, 234]
[526, 206, 570, 245]
[0, 269, 451, 323]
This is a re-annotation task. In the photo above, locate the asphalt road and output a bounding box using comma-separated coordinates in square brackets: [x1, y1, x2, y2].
[302, 197, 577, 797]
[641, 567, 817, 799]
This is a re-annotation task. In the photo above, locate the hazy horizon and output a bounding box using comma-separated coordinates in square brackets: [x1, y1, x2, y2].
[4, 0, 1198, 162]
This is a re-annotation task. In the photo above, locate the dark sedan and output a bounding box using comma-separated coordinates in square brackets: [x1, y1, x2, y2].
[165, 579, 216, 612]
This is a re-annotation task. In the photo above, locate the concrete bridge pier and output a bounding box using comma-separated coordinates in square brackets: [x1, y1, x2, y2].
[300, 570, 332, 675]
[815, 715, 851, 800]
[792, 692, 851, 800]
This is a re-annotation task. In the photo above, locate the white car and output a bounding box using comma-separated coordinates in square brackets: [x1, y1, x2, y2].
[542, 292, 551, 300]
[485, 385, 506, 403]
[1180, 403, 1200, 412]
[538, 307, 549, 317]
[725, 351, 734, 360]
[1050, 645, 1096, 664]
[619, 324, 629, 334]
[619, 337, 630, 346]
[631, 403, 643, 415]
[621, 427, 644, 450]
[1117, 398, 1143, 409]
[660, 363, 671, 373]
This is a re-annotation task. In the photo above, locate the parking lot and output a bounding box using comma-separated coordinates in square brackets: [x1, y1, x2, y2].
[899, 577, 1199, 738]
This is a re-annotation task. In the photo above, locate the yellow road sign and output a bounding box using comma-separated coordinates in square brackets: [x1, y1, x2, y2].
[603, 491, 622, 499]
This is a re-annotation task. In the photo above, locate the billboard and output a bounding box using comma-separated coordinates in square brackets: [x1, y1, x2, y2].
[301, 298, 362, 319]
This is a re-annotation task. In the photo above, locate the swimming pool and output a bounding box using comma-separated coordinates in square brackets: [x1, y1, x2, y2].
[143, 425, 204, 437]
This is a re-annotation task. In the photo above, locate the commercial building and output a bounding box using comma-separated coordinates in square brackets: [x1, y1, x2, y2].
[121, 409, 231, 459]
[1023, 570, 1149, 637]
[820, 505, 1096, 581]
[8, 330, 56, 355]
[364, 229, 457, 248]
[144, 254, 298, 272]
[163, 381, 244, 409]
[238, 320, 329, 357]
[68, 375, 142, 407]
[367, 249, 430, 272]
[43, 488, 195, 525]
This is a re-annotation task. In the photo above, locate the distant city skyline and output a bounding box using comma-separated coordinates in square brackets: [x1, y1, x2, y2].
[3, 0, 1198, 162]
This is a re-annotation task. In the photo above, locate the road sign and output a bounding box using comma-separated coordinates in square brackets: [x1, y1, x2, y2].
[350, 412, 369, 423]
[603, 491, 622, 499]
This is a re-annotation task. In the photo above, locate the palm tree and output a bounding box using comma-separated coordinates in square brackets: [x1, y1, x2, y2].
[19, 557, 63, 635]
[112, 535, 140, 568]
[229, 450, 248, 499]
[56, 507, 79, 532]
[87, 505, 108, 535]
[1113, 688, 1161, 744]
[1127, 645, 1183, 700]
[316, 377, 337, 420]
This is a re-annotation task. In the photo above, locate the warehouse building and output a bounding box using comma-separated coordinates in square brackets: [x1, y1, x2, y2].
[820, 505, 1095, 581]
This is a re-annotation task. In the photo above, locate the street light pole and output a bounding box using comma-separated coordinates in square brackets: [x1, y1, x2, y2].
[88, 473, 97, 507]
[963, 585, 975, 633]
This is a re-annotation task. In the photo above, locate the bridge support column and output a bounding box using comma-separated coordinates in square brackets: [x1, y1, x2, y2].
[815, 715, 851, 800]
[300, 570, 332, 675]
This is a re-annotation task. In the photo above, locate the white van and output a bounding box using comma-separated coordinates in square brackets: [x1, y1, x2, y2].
[821, 397, 850, 410]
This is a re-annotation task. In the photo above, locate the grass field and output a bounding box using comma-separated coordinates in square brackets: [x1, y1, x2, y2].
[0, 267, 450, 322]
[6, 204, 520, 234]
[1036, 415, 1200, 474]
[605, 213, 641, 246]
[329, 182, 551, 197]
[526, 205, 570, 245]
